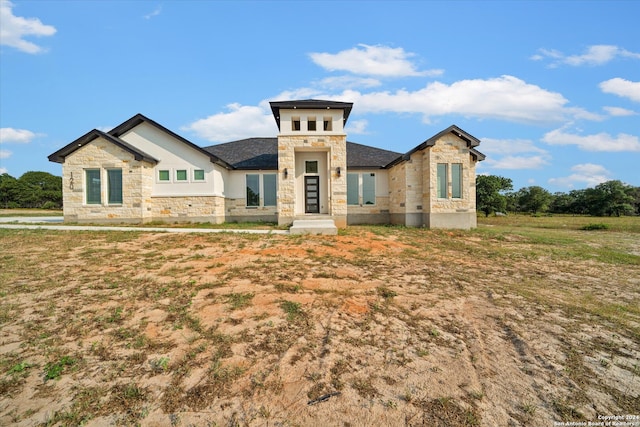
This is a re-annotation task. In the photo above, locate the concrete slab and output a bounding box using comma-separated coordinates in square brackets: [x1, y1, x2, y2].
[289, 219, 337, 235]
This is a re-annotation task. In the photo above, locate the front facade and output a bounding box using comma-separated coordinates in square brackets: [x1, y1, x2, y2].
[48, 100, 485, 229]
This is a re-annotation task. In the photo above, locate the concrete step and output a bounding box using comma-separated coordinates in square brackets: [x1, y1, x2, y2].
[289, 219, 337, 235]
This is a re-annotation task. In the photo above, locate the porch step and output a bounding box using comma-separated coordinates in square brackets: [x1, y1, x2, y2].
[289, 219, 337, 235]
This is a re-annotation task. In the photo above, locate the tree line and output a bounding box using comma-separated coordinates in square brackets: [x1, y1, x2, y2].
[0, 172, 62, 209]
[1, 171, 639, 216]
[477, 175, 640, 217]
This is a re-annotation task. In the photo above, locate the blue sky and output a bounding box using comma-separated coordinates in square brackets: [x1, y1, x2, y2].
[1, 0, 639, 192]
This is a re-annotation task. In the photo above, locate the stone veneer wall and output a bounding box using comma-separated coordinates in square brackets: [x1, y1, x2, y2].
[423, 133, 477, 229]
[386, 133, 478, 229]
[225, 198, 278, 223]
[277, 135, 347, 228]
[346, 195, 390, 224]
[61, 139, 154, 223]
[148, 196, 225, 223]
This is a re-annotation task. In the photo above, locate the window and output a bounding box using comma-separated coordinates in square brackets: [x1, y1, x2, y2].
[292, 117, 301, 131]
[158, 170, 170, 181]
[193, 169, 205, 181]
[86, 169, 101, 204]
[307, 116, 316, 131]
[347, 173, 359, 205]
[347, 173, 376, 206]
[263, 174, 277, 206]
[437, 163, 447, 198]
[107, 169, 123, 204]
[362, 173, 376, 205]
[323, 117, 332, 131]
[305, 161, 318, 174]
[176, 170, 187, 181]
[451, 164, 462, 199]
[246, 174, 260, 207]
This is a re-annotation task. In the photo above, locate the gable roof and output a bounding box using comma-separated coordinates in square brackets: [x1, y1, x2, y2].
[385, 125, 485, 167]
[269, 99, 354, 130]
[48, 129, 158, 164]
[48, 114, 232, 168]
[108, 114, 232, 168]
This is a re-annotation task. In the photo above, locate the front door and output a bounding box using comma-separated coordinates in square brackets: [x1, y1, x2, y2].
[305, 176, 320, 214]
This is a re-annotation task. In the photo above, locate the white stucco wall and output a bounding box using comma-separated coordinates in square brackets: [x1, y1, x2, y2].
[118, 122, 225, 197]
[278, 109, 345, 135]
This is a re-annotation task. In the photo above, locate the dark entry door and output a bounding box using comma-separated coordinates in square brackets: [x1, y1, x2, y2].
[305, 176, 320, 214]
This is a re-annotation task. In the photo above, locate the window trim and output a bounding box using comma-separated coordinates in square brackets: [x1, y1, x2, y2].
[347, 172, 376, 206]
[107, 168, 123, 205]
[158, 169, 170, 182]
[85, 168, 101, 205]
[437, 163, 448, 199]
[175, 169, 188, 182]
[451, 163, 462, 199]
[245, 173, 277, 208]
[193, 169, 205, 181]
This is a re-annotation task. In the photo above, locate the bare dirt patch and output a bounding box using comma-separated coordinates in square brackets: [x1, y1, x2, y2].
[1, 223, 639, 426]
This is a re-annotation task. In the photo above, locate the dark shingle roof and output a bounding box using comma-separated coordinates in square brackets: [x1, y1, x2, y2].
[203, 138, 278, 170]
[203, 138, 403, 170]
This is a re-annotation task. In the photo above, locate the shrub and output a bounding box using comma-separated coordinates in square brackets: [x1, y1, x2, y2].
[581, 223, 609, 231]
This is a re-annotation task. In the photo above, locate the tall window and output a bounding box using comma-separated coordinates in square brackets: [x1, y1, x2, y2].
[451, 164, 462, 199]
[246, 174, 260, 207]
[263, 174, 277, 206]
[437, 164, 448, 198]
[362, 173, 376, 205]
[347, 173, 376, 205]
[86, 169, 101, 204]
[323, 117, 332, 131]
[292, 117, 301, 131]
[347, 173, 359, 205]
[107, 169, 123, 204]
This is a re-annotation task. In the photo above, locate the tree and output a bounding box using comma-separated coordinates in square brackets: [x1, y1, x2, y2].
[0, 171, 62, 209]
[517, 186, 552, 214]
[587, 180, 635, 217]
[476, 175, 513, 217]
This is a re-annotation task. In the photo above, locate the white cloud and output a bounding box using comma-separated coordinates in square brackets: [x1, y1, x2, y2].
[480, 138, 550, 169]
[182, 103, 276, 142]
[484, 155, 549, 170]
[317, 76, 382, 90]
[600, 78, 640, 102]
[309, 44, 443, 77]
[548, 163, 611, 188]
[0, 167, 7, 174]
[0, 149, 11, 159]
[0, 127, 37, 144]
[144, 5, 162, 20]
[542, 127, 640, 152]
[345, 119, 369, 135]
[0, 0, 56, 54]
[480, 138, 548, 155]
[532, 45, 640, 67]
[349, 75, 579, 124]
[603, 106, 637, 117]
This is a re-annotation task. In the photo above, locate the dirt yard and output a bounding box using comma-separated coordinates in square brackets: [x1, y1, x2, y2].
[1, 220, 639, 426]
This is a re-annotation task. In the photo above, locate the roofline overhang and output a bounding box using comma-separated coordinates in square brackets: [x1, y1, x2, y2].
[384, 125, 485, 168]
[47, 129, 159, 164]
[269, 99, 353, 130]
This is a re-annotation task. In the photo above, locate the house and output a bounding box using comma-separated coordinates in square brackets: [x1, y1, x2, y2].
[48, 99, 485, 230]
